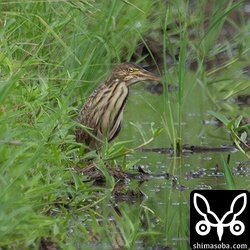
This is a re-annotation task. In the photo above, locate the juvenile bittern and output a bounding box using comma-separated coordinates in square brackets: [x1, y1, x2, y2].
[76, 62, 161, 150]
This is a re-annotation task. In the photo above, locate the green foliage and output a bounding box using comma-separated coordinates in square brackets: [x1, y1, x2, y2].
[210, 111, 250, 159]
[221, 155, 236, 190]
[0, 0, 249, 249]
[161, 0, 249, 151]
[0, 1, 165, 248]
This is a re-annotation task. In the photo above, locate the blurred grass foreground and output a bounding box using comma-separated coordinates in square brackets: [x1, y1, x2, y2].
[0, 1, 250, 249]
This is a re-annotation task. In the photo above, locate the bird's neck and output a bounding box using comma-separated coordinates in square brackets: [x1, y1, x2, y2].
[106, 77, 122, 86]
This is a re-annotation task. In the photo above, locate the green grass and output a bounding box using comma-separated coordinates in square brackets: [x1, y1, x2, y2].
[161, 0, 249, 152]
[0, 0, 249, 249]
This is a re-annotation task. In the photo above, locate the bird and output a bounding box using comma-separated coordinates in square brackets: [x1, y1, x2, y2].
[75, 62, 161, 150]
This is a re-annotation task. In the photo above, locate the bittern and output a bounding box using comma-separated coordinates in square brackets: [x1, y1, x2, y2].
[76, 62, 161, 150]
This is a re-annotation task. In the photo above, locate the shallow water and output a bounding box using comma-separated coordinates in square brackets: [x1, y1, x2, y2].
[72, 17, 250, 249]
[80, 150, 249, 249]
[89, 59, 250, 249]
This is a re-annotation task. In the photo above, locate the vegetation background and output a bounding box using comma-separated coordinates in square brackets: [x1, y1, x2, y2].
[0, 0, 249, 249]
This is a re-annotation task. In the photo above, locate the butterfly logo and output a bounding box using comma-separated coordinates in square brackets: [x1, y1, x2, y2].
[193, 193, 247, 241]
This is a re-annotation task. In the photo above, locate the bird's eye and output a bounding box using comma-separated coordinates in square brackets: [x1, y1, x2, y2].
[128, 67, 134, 73]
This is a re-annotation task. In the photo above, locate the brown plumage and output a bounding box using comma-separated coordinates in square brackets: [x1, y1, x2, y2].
[75, 62, 161, 150]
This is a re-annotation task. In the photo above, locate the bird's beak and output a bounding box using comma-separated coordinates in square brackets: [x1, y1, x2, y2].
[137, 69, 161, 82]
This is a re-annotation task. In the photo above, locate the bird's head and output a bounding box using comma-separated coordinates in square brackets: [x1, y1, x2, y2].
[108, 62, 161, 86]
